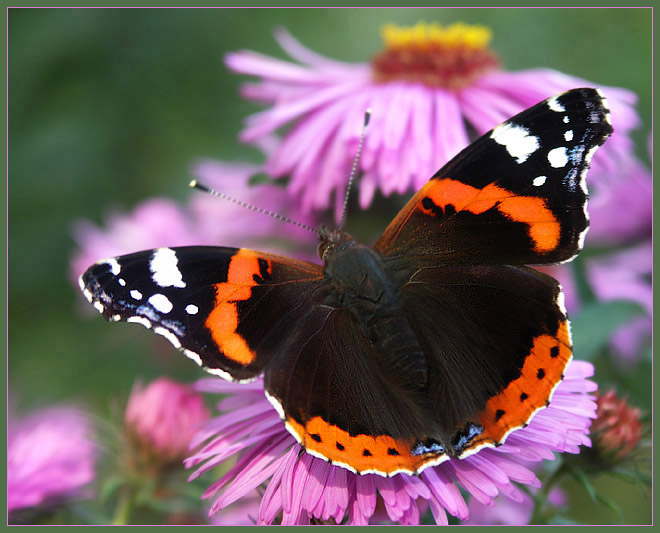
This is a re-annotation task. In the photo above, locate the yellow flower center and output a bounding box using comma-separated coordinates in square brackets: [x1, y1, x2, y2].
[371, 22, 500, 89]
[381, 21, 493, 51]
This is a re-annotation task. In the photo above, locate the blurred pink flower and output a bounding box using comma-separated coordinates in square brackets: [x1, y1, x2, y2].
[8, 406, 96, 514]
[465, 487, 567, 525]
[592, 390, 644, 461]
[226, 24, 640, 217]
[548, 240, 651, 363]
[125, 378, 210, 465]
[185, 361, 597, 525]
[71, 158, 320, 282]
[587, 154, 652, 246]
[588, 242, 652, 361]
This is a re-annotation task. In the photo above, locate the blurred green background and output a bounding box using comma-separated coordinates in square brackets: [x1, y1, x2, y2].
[8, 7, 652, 524]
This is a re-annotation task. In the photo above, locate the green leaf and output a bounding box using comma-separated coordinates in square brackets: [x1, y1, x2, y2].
[569, 300, 644, 361]
[609, 467, 652, 486]
[99, 474, 127, 503]
[595, 492, 624, 523]
[571, 468, 598, 503]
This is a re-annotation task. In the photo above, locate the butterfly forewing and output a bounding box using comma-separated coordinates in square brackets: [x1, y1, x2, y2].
[81, 246, 323, 382]
[374, 88, 613, 267]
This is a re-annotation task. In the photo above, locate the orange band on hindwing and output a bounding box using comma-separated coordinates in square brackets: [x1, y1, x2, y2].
[285, 416, 445, 475]
[420, 179, 561, 253]
[472, 319, 572, 447]
[205, 249, 272, 365]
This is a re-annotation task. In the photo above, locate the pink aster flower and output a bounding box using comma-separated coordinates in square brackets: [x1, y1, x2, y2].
[7, 406, 96, 515]
[226, 23, 640, 217]
[185, 360, 596, 525]
[125, 378, 210, 466]
[71, 158, 319, 282]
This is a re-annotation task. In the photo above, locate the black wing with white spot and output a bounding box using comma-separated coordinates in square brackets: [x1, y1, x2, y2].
[374, 88, 613, 266]
[80, 246, 324, 382]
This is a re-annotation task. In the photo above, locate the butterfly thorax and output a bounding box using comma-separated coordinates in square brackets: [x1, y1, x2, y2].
[320, 228, 428, 389]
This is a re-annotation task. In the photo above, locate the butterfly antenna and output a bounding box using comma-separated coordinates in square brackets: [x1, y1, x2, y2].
[338, 109, 371, 231]
[189, 180, 321, 235]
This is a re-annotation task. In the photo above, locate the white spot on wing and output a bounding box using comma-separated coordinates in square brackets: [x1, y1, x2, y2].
[130, 289, 143, 300]
[101, 257, 121, 275]
[564, 130, 574, 141]
[548, 147, 568, 168]
[556, 289, 567, 316]
[596, 88, 612, 124]
[185, 304, 199, 315]
[150, 248, 186, 288]
[153, 326, 182, 349]
[93, 301, 104, 314]
[118, 278, 126, 287]
[547, 96, 565, 112]
[265, 390, 286, 419]
[183, 349, 203, 367]
[148, 293, 173, 314]
[82, 288, 93, 303]
[203, 366, 256, 383]
[533, 175, 547, 187]
[127, 316, 152, 329]
[491, 123, 540, 164]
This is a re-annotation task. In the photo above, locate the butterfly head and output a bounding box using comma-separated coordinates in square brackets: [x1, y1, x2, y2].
[318, 225, 358, 265]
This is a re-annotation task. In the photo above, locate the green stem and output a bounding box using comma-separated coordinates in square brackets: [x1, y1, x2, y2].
[530, 462, 569, 524]
[112, 486, 135, 525]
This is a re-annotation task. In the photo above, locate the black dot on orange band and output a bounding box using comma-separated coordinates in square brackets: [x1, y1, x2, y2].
[387, 448, 400, 456]
[550, 346, 560, 358]
[495, 409, 505, 421]
[520, 392, 529, 401]
[310, 433, 322, 442]
[537, 368, 546, 379]
[363, 449, 372, 457]
[336, 442, 345, 451]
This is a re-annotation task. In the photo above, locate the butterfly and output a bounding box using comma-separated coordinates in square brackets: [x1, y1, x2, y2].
[80, 88, 612, 477]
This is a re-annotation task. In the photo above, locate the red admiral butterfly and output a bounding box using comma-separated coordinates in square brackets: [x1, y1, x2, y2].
[80, 88, 612, 477]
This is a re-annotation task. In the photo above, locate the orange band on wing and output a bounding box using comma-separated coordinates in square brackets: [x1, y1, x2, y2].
[205, 249, 271, 366]
[420, 179, 561, 253]
[286, 416, 444, 475]
[472, 319, 572, 447]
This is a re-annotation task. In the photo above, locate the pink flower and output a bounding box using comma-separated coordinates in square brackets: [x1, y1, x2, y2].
[71, 158, 319, 282]
[587, 154, 652, 246]
[226, 23, 640, 217]
[465, 487, 567, 525]
[547, 241, 652, 363]
[588, 242, 652, 362]
[185, 361, 597, 525]
[8, 406, 96, 514]
[125, 378, 210, 465]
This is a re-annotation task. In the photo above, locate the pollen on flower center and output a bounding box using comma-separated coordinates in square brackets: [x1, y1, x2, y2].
[371, 22, 500, 89]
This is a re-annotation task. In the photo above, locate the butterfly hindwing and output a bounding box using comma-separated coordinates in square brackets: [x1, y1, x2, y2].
[374, 88, 613, 266]
[398, 263, 572, 456]
[264, 305, 451, 476]
[80, 246, 323, 382]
